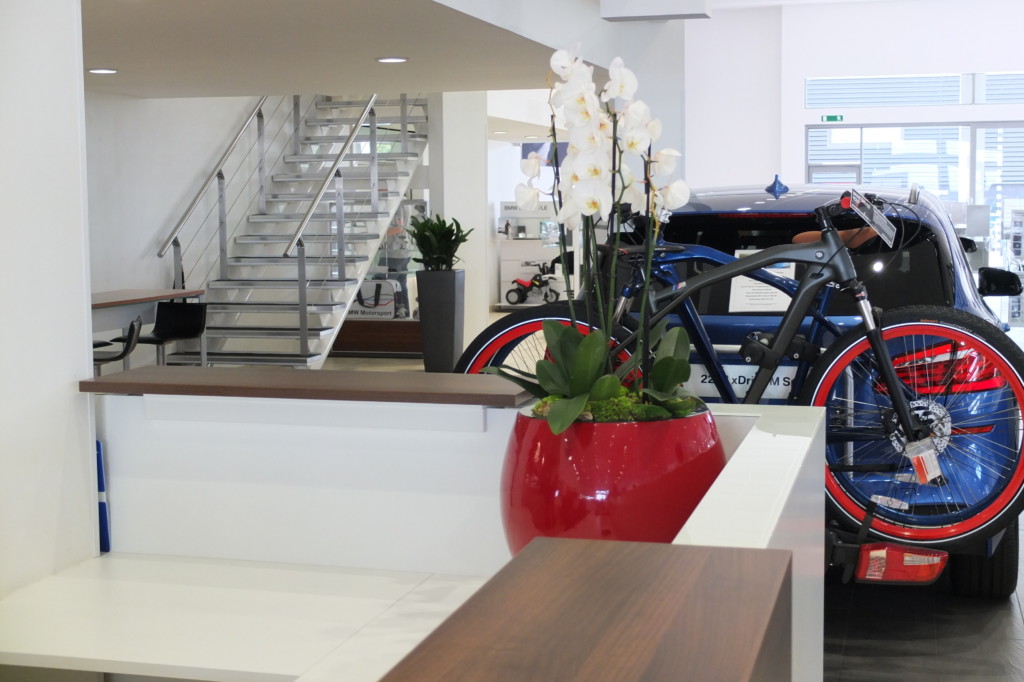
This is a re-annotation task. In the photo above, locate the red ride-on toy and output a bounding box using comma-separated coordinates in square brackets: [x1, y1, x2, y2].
[505, 261, 560, 305]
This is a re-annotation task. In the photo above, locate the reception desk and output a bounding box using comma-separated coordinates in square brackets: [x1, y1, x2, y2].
[0, 368, 823, 681]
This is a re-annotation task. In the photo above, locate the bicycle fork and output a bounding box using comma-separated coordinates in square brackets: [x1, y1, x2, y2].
[851, 284, 942, 485]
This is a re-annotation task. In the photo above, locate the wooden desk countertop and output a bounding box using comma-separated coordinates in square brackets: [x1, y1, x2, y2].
[91, 288, 205, 309]
[79, 365, 531, 408]
[381, 538, 793, 681]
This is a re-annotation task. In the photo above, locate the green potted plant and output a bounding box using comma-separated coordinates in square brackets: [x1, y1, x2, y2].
[407, 214, 474, 372]
[487, 49, 726, 554]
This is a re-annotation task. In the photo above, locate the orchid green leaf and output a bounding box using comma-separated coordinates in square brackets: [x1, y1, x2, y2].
[547, 393, 590, 434]
[590, 373, 623, 402]
[569, 329, 610, 396]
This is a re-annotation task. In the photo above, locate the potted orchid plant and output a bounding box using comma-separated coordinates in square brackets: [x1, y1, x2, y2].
[491, 49, 726, 555]
[488, 49, 701, 435]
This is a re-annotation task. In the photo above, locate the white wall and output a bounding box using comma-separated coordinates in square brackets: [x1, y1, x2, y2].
[683, 0, 1024, 188]
[0, 0, 95, 597]
[85, 93, 254, 292]
[683, 7, 782, 186]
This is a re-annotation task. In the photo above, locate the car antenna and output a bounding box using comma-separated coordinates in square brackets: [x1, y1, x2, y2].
[765, 174, 789, 199]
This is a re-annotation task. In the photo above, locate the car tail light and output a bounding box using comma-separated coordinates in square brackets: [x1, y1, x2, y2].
[855, 543, 947, 584]
[877, 342, 1005, 395]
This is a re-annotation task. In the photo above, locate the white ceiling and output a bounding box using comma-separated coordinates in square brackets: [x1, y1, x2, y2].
[81, 0, 560, 99]
[81, 0, 887, 100]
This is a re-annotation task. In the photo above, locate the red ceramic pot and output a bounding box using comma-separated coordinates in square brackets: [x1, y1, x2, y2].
[501, 406, 727, 555]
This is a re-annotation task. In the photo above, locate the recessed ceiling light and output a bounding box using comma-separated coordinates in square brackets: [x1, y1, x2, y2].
[88, 68, 118, 75]
[376, 57, 408, 64]
[493, 130, 508, 135]
[525, 135, 539, 139]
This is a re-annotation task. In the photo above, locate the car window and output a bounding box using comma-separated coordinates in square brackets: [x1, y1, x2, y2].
[664, 213, 950, 316]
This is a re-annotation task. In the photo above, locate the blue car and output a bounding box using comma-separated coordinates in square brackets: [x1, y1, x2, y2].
[459, 182, 1024, 597]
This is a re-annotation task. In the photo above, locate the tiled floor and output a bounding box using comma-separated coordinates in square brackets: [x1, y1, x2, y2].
[824, 526, 1024, 681]
[324, 354, 1024, 680]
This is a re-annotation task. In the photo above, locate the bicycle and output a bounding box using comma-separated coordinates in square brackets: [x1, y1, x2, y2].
[458, 188, 1024, 593]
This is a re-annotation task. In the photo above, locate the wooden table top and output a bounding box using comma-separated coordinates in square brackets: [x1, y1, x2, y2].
[91, 288, 204, 309]
[79, 365, 531, 408]
[381, 538, 793, 681]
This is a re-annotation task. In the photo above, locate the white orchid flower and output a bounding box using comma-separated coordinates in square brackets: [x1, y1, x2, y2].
[621, 100, 651, 129]
[600, 57, 639, 102]
[550, 50, 575, 79]
[650, 148, 681, 177]
[556, 196, 583, 230]
[622, 127, 652, 156]
[564, 90, 601, 128]
[559, 153, 581, 191]
[622, 176, 647, 209]
[573, 178, 614, 217]
[647, 117, 663, 143]
[520, 151, 543, 180]
[568, 120, 605, 152]
[659, 179, 692, 210]
[575, 146, 612, 182]
[515, 183, 542, 211]
[550, 44, 583, 80]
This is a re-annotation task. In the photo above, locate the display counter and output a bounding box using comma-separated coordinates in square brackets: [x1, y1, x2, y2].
[0, 368, 824, 681]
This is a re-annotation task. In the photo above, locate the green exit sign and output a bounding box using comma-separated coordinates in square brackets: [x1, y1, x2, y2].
[821, 114, 844, 123]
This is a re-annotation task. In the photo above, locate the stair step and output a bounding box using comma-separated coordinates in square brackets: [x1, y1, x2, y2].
[235, 233, 378, 244]
[247, 212, 387, 223]
[170, 350, 323, 367]
[225, 255, 368, 266]
[206, 325, 333, 339]
[266, 191, 397, 204]
[307, 116, 428, 126]
[272, 170, 409, 182]
[208, 278, 356, 289]
[303, 134, 426, 144]
[317, 98, 427, 109]
[265, 190, 398, 202]
[285, 153, 417, 163]
[208, 302, 345, 314]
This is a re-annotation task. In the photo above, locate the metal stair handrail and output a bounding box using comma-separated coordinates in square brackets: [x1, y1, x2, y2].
[283, 94, 378, 257]
[158, 96, 269, 259]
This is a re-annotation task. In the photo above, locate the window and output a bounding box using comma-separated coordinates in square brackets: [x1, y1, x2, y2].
[806, 75, 962, 108]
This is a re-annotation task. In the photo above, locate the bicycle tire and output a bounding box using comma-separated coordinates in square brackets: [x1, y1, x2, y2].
[801, 305, 1024, 549]
[543, 288, 560, 304]
[454, 303, 633, 375]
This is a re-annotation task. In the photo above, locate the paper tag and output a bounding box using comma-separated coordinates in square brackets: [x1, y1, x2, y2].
[906, 439, 942, 484]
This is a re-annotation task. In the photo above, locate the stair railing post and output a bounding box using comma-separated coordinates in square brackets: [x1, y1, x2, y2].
[257, 109, 267, 214]
[296, 239, 310, 357]
[333, 170, 347, 281]
[292, 95, 302, 156]
[369, 107, 379, 215]
[172, 239, 184, 289]
[400, 93, 409, 154]
[217, 171, 228, 280]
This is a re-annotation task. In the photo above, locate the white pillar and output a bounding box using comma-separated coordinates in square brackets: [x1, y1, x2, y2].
[427, 91, 492, 345]
[0, 0, 96, 596]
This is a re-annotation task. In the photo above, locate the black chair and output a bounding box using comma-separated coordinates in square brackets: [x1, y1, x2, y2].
[93, 317, 142, 376]
[136, 301, 208, 365]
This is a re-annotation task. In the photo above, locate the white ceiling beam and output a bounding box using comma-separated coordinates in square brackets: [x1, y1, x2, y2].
[600, 0, 711, 21]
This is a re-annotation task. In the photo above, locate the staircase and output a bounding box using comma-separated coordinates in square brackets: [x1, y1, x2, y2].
[161, 94, 427, 369]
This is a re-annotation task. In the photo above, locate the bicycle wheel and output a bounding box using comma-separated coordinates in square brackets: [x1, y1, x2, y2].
[543, 288, 560, 303]
[454, 303, 634, 375]
[802, 305, 1024, 549]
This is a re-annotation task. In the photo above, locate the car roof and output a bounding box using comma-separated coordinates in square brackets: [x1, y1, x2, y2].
[678, 184, 911, 215]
